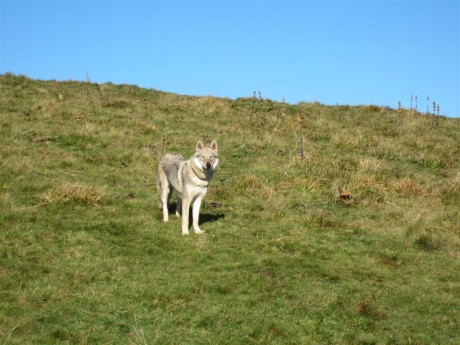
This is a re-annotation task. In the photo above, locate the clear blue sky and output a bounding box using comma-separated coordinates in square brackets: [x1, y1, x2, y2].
[1, 0, 459, 117]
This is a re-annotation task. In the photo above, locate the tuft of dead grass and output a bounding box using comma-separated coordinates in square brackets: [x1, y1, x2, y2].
[349, 173, 389, 197]
[358, 157, 386, 172]
[332, 131, 379, 151]
[357, 298, 387, 320]
[392, 177, 430, 198]
[235, 173, 275, 199]
[40, 183, 105, 207]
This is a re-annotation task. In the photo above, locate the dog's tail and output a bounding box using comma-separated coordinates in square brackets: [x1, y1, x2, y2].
[150, 137, 166, 187]
[156, 158, 165, 191]
[156, 164, 160, 190]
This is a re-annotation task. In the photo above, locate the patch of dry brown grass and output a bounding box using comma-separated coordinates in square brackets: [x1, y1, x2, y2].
[358, 157, 386, 172]
[392, 177, 430, 198]
[235, 173, 275, 199]
[40, 183, 105, 207]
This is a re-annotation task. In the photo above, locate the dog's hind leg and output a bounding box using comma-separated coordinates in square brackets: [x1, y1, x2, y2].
[167, 186, 173, 208]
[157, 165, 170, 222]
[175, 193, 182, 217]
[160, 184, 170, 222]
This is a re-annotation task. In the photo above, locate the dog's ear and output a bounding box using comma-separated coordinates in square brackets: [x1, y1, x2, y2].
[196, 140, 205, 151]
[210, 140, 218, 153]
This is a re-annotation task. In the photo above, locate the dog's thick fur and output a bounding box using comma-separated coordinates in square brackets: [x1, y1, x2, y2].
[157, 140, 219, 235]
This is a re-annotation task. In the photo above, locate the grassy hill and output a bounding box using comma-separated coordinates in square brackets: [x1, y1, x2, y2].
[1, 72, 459, 344]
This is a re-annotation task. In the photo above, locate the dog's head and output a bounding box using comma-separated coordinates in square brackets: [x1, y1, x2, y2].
[193, 140, 219, 172]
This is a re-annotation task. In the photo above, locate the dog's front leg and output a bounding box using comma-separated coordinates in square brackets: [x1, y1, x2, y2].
[192, 197, 204, 234]
[181, 196, 191, 235]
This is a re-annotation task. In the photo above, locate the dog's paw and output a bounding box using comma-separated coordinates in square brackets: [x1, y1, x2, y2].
[194, 229, 205, 235]
[182, 231, 190, 236]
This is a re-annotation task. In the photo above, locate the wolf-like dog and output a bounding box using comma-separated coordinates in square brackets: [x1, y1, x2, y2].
[157, 140, 219, 235]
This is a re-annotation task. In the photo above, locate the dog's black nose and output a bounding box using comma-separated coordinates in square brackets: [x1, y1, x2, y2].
[206, 162, 211, 169]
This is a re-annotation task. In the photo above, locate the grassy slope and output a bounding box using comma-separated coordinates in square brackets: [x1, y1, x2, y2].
[1, 73, 459, 344]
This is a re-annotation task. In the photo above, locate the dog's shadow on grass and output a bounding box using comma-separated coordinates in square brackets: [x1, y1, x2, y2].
[199, 212, 225, 225]
[166, 202, 225, 225]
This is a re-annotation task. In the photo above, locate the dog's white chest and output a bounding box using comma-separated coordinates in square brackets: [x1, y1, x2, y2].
[188, 175, 209, 195]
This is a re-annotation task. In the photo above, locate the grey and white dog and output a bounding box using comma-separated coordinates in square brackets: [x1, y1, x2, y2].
[157, 140, 219, 235]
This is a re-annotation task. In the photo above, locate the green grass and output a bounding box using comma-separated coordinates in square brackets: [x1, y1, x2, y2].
[1, 72, 459, 344]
